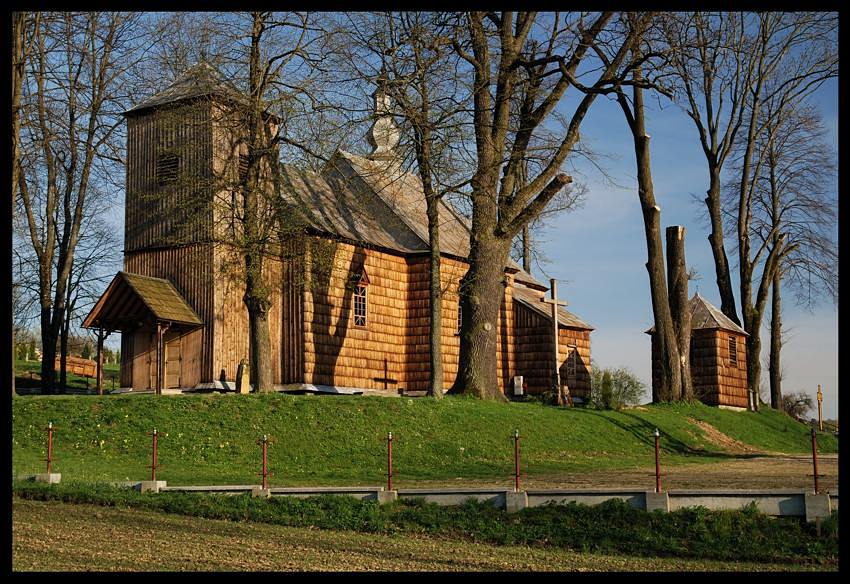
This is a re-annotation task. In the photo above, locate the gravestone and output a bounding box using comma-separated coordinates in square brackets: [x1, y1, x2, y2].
[235, 359, 250, 394]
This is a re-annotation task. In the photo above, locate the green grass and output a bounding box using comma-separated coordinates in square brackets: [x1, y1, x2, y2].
[12, 481, 839, 566]
[11, 392, 836, 486]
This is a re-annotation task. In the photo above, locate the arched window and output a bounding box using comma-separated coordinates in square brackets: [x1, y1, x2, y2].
[352, 269, 369, 327]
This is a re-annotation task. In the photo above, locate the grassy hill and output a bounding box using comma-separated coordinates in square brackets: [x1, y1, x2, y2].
[11, 392, 837, 486]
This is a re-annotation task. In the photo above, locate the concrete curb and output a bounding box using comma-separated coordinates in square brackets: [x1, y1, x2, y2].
[108, 483, 837, 520]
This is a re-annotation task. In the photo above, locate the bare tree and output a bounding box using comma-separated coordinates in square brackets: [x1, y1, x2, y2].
[663, 12, 753, 326]
[442, 12, 643, 399]
[12, 11, 39, 395]
[607, 13, 690, 402]
[334, 12, 475, 398]
[727, 13, 837, 410]
[730, 103, 837, 410]
[16, 12, 145, 394]
[141, 12, 327, 392]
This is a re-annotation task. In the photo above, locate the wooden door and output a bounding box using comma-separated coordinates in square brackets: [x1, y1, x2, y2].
[165, 336, 182, 389]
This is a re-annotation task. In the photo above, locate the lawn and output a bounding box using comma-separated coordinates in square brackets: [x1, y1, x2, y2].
[11, 391, 837, 486]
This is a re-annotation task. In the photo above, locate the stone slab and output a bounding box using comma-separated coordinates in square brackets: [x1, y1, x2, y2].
[33, 473, 61, 484]
[645, 491, 669, 513]
[376, 490, 398, 505]
[804, 493, 832, 523]
[136, 480, 167, 493]
[252, 487, 271, 498]
[505, 490, 528, 513]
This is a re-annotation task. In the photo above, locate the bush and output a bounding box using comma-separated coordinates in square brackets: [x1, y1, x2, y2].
[782, 391, 814, 421]
[590, 364, 646, 410]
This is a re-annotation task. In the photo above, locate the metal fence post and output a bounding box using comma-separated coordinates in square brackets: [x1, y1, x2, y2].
[45, 421, 55, 474]
[514, 429, 521, 492]
[387, 431, 393, 492]
[811, 428, 820, 494]
[148, 429, 159, 482]
[654, 428, 662, 493]
[257, 435, 271, 490]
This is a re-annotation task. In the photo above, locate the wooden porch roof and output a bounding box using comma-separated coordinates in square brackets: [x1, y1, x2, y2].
[82, 271, 204, 332]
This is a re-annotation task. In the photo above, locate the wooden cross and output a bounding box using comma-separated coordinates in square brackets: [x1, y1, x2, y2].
[373, 358, 398, 392]
[541, 278, 567, 405]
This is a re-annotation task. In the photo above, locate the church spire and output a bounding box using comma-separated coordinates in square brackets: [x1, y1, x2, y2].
[366, 65, 400, 159]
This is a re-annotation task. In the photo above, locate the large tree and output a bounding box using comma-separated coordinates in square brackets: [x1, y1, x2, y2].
[16, 12, 144, 394]
[728, 103, 837, 409]
[443, 12, 642, 398]
[12, 11, 39, 395]
[728, 13, 837, 409]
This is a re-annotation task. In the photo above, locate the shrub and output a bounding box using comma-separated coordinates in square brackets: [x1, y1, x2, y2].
[590, 364, 647, 410]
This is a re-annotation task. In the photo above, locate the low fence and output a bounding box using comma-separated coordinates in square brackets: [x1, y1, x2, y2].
[133, 483, 837, 522]
[23, 421, 837, 522]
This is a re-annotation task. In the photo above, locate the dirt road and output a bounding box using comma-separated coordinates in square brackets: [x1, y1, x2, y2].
[409, 454, 839, 492]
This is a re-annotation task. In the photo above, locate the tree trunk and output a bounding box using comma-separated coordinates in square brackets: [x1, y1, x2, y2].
[59, 309, 69, 394]
[426, 196, 444, 398]
[621, 77, 681, 402]
[452, 233, 509, 401]
[39, 309, 57, 395]
[245, 253, 273, 393]
[666, 226, 693, 401]
[769, 270, 782, 409]
[705, 170, 740, 326]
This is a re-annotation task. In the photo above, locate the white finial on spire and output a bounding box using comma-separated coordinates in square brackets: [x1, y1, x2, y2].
[367, 66, 400, 159]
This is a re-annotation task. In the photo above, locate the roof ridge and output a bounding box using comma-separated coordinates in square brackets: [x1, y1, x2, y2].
[331, 150, 431, 251]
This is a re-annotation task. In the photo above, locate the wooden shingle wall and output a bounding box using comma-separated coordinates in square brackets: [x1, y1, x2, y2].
[301, 239, 410, 390]
[513, 301, 591, 397]
[690, 329, 749, 408]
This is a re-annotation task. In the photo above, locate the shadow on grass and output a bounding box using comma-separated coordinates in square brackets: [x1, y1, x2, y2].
[569, 408, 764, 461]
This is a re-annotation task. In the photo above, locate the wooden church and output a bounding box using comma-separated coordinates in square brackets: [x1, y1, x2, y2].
[84, 63, 594, 399]
[647, 293, 749, 409]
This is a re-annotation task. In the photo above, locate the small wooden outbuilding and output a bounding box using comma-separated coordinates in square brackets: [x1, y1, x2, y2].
[647, 293, 749, 409]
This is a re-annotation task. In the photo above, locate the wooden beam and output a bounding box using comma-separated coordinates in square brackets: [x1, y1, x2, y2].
[96, 328, 105, 396]
[541, 279, 567, 405]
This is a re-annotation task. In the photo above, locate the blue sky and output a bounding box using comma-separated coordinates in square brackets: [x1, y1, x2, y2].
[533, 79, 838, 419]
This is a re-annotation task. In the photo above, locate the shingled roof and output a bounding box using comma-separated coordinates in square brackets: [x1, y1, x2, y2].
[512, 284, 594, 331]
[124, 61, 249, 115]
[83, 271, 203, 331]
[644, 293, 747, 336]
[280, 149, 549, 293]
[689, 293, 747, 335]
